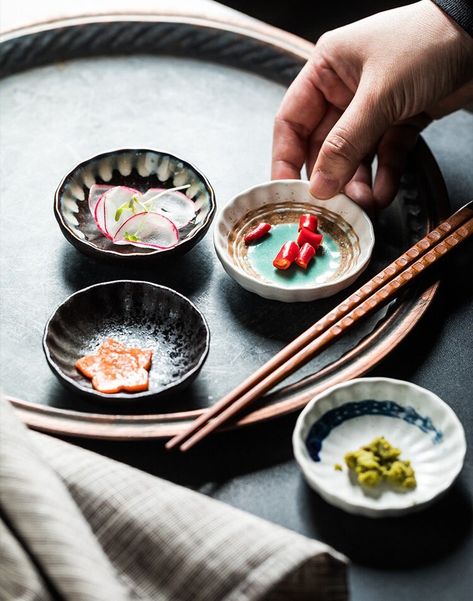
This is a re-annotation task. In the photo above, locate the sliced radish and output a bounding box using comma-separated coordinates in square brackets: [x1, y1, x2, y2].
[113, 211, 179, 249]
[100, 186, 142, 238]
[93, 194, 111, 239]
[144, 189, 196, 229]
[88, 184, 113, 216]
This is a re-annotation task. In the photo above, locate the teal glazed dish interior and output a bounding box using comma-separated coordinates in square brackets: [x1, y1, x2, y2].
[233, 206, 357, 287]
[214, 180, 374, 302]
[55, 148, 216, 263]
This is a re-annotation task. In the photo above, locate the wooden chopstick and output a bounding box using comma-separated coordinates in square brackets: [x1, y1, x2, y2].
[166, 201, 473, 451]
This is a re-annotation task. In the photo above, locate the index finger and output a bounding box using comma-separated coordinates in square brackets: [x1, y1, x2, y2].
[272, 63, 327, 180]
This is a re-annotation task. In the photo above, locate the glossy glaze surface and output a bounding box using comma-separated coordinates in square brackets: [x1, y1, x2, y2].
[246, 223, 342, 288]
[43, 281, 210, 402]
[55, 148, 216, 262]
[216, 181, 374, 301]
[293, 378, 466, 517]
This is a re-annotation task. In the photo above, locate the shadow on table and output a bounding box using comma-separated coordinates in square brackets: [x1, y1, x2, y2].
[60, 243, 212, 300]
[63, 410, 298, 488]
[61, 239, 472, 478]
[297, 478, 472, 567]
[45, 377, 212, 414]
[57, 232, 472, 571]
[65, 406, 472, 569]
[369, 240, 473, 383]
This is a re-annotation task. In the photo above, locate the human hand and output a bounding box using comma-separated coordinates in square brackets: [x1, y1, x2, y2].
[272, 0, 473, 211]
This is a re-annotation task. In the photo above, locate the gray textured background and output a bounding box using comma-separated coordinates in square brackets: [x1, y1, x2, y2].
[1, 7, 472, 601]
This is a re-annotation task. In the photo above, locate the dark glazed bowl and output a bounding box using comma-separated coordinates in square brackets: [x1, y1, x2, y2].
[43, 281, 210, 402]
[54, 148, 216, 263]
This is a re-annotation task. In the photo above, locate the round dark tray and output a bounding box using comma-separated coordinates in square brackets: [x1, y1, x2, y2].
[0, 14, 447, 439]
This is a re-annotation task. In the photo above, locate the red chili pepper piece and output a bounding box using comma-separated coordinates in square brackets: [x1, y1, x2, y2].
[244, 222, 271, 244]
[273, 241, 299, 270]
[295, 242, 316, 269]
[299, 213, 318, 232]
[297, 227, 323, 250]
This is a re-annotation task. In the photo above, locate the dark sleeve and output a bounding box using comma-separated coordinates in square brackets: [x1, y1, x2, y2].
[432, 0, 473, 36]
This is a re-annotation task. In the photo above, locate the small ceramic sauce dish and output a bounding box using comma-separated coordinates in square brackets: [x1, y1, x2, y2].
[55, 148, 216, 262]
[43, 281, 210, 402]
[293, 378, 466, 517]
[214, 180, 374, 302]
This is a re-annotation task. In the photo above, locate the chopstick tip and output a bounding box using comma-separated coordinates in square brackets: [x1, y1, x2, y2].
[179, 440, 194, 452]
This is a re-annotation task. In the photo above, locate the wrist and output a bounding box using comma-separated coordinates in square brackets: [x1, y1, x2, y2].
[429, 0, 473, 37]
[423, 0, 473, 54]
[419, 0, 473, 85]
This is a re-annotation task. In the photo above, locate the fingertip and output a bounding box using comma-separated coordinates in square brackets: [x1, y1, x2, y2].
[271, 159, 301, 181]
[344, 180, 376, 212]
[309, 170, 340, 199]
[373, 165, 399, 209]
[374, 124, 419, 209]
[310, 87, 391, 201]
[344, 180, 370, 202]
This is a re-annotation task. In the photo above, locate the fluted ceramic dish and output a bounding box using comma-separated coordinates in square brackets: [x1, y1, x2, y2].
[293, 378, 466, 517]
[214, 180, 374, 302]
[55, 148, 216, 262]
[43, 281, 210, 402]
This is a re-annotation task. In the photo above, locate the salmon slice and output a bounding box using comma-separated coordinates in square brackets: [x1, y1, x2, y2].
[76, 338, 153, 393]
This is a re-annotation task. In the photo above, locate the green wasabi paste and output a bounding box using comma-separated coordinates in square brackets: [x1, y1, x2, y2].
[344, 436, 416, 489]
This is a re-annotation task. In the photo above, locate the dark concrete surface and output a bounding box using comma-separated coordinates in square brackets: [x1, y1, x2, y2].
[0, 4, 471, 598]
[78, 4, 473, 595]
[68, 111, 473, 601]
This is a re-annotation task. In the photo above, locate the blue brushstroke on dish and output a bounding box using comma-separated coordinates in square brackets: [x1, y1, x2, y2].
[306, 400, 443, 462]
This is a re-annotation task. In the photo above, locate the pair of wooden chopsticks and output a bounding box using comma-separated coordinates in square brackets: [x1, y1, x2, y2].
[166, 201, 473, 452]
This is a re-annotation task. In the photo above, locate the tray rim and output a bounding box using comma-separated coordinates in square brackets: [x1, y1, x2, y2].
[0, 11, 315, 56]
[1, 12, 448, 439]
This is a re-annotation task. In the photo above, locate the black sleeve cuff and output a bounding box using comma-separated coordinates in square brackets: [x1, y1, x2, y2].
[432, 0, 473, 36]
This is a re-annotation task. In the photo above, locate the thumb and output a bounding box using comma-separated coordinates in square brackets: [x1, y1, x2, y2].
[310, 85, 391, 199]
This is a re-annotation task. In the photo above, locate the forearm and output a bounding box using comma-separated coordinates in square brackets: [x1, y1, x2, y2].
[428, 0, 473, 117]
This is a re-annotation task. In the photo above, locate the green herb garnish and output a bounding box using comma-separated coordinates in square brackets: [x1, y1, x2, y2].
[114, 198, 136, 222]
[124, 232, 140, 242]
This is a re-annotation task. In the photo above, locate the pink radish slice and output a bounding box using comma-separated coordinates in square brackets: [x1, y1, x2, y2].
[93, 194, 111, 239]
[144, 189, 196, 229]
[88, 184, 112, 216]
[101, 186, 142, 238]
[113, 211, 179, 249]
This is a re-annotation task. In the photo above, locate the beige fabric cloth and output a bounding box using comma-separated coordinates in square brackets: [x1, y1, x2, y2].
[0, 399, 348, 601]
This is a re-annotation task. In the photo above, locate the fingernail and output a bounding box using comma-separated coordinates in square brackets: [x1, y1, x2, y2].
[310, 171, 340, 199]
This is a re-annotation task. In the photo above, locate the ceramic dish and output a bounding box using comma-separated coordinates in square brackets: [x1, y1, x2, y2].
[43, 281, 210, 402]
[55, 148, 216, 262]
[214, 180, 374, 302]
[293, 378, 466, 517]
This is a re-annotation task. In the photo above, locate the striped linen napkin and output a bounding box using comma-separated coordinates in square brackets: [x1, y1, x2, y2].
[0, 398, 348, 601]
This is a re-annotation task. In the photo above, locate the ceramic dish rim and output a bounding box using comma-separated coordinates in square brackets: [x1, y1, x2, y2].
[42, 279, 211, 401]
[292, 377, 467, 516]
[213, 179, 375, 297]
[54, 147, 217, 258]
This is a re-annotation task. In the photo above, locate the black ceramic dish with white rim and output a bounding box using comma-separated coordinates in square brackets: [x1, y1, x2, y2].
[54, 148, 216, 262]
[43, 280, 210, 402]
